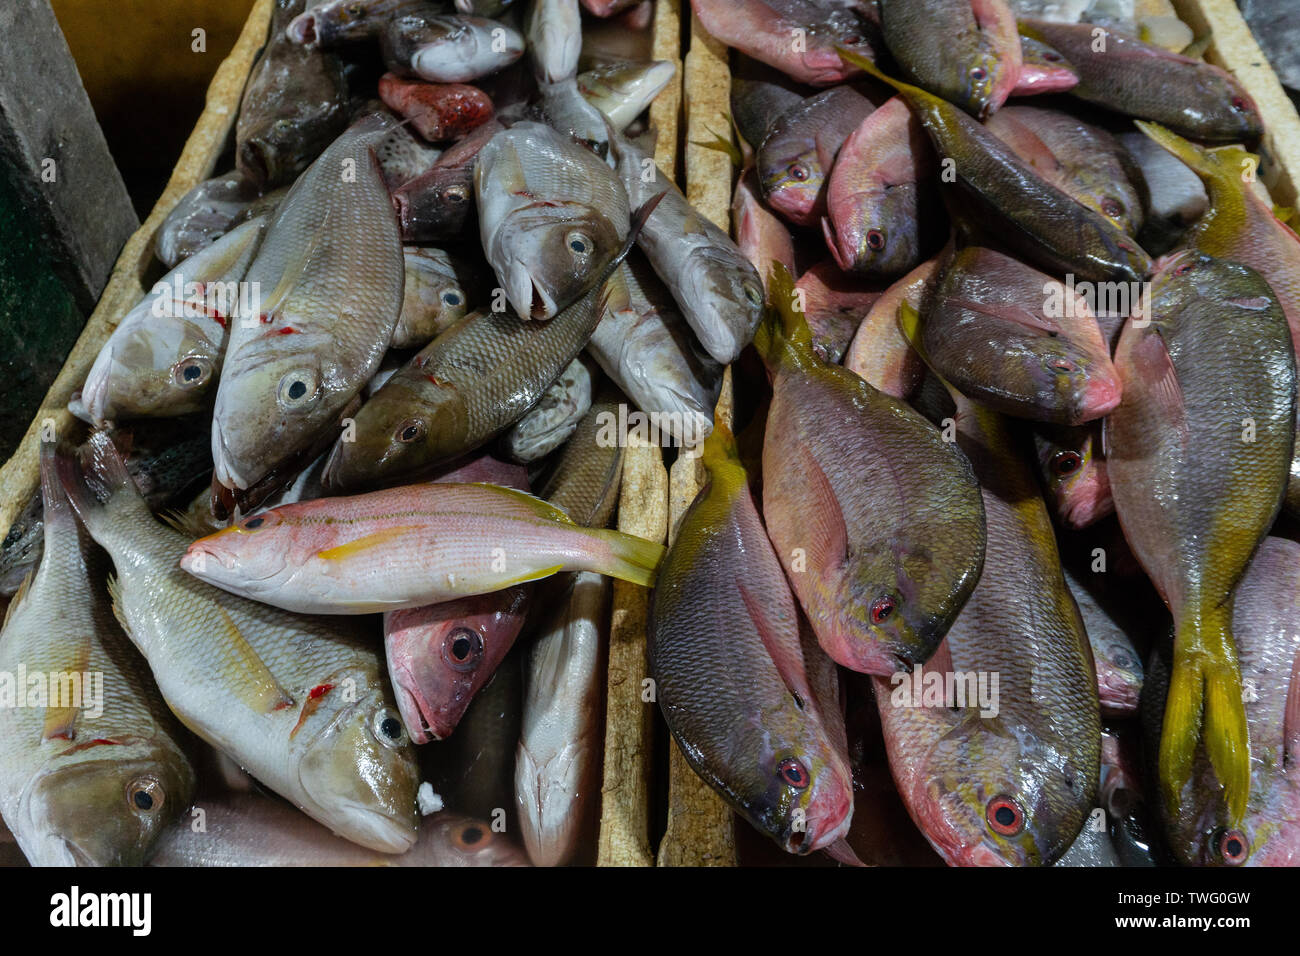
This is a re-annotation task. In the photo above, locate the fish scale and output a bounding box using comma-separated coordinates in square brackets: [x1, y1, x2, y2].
[0, 446, 195, 866]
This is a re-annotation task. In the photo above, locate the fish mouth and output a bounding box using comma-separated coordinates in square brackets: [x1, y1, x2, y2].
[285, 11, 318, 46]
[504, 260, 555, 320]
[327, 801, 418, 855]
[1076, 374, 1122, 422]
[388, 655, 451, 744]
[211, 418, 252, 491]
[81, 352, 119, 426]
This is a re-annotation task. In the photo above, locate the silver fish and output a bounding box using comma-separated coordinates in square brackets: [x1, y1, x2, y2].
[500, 355, 596, 462]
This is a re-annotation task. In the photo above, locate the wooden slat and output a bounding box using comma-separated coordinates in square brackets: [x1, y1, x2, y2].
[595, 0, 680, 867]
[0, 0, 274, 538]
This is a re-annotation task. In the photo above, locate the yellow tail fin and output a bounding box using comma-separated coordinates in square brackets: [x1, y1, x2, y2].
[591, 528, 666, 588]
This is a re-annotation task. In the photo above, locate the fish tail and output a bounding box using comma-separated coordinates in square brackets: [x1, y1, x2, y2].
[753, 261, 812, 365]
[1135, 120, 1251, 182]
[1160, 607, 1251, 825]
[836, 45, 926, 105]
[701, 417, 739, 469]
[56, 430, 152, 536]
[587, 528, 665, 588]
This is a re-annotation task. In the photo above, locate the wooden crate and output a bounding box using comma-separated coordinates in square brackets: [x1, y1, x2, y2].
[648, 0, 1300, 867]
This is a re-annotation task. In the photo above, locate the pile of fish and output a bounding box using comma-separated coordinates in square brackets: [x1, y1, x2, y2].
[0, 0, 741, 868]
[646, 0, 1299, 866]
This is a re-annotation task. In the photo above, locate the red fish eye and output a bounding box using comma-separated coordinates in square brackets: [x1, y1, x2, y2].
[1044, 52, 1061, 62]
[866, 229, 885, 251]
[1049, 357, 1076, 374]
[869, 596, 896, 625]
[1051, 451, 1083, 476]
[970, 67, 987, 81]
[443, 627, 484, 672]
[1218, 829, 1249, 865]
[1102, 198, 1123, 217]
[843, 34, 861, 45]
[987, 795, 1024, 836]
[1175, 262, 1195, 276]
[1231, 96, 1248, 112]
[777, 758, 809, 790]
[789, 163, 810, 182]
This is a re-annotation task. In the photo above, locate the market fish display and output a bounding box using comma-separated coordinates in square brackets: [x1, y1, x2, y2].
[59, 433, 420, 853]
[0, 445, 195, 866]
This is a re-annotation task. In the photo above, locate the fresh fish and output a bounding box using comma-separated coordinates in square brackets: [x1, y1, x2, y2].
[83, 217, 266, 426]
[321, 200, 651, 491]
[1116, 130, 1208, 257]
[1106, 251, 1295, 828]
[757, 86, 875, 228]
[373, 122, 443, 190]
[689, 0, 876, 87]
[609, 130, 764, 365]
[286, 0, 425, 46]
[877, 396, 1100, 866]
[841, 47, 1152, 282]
[1062, 566, 1143, 717]
[150, 794, 528, 866]
[237, 0, 349, 189]
[501, 356, 595, 463]
[1013, 36, 1078, 95]
[794, 260, 880, 365]
[393, 246, 484, 348]
[528, 0, 582, 84]
[823, 96, 939, 277]
[734, 168, 796, 292]
[985, 105, 1143, 237]
[539, 77, 613, 152]
[378, 73, 495, 142]
[843, 257, 934, 399]
[877, 0, 1022, 118]
[536, 382, 625, 528]
[1149, 537, 1300, 866]
[730, 63, 805, 151]
[917, 246, 1122, 425]
[650, 421, 854, 854]
[58, 432, 419, 853]
[577, 60, 675, 130]
[155, 171, 261, 268]
[1031, 421, 1112, 531]
[0, 444, 195, 866]
[1019, 19, 1263, 142]
[394, 120, 502, 242]
[1054, 808, 1120, 866]
[758, 263, 985, 675]
[212, 115, 405, 494]
[381, 12, 525, 83]
[477, 122, 630, 320]
[180, 481, 665, 614]
[516, 571, 607, 865]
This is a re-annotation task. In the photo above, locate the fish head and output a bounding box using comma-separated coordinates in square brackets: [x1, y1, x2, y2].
[83, 319, 221, 425]
[319, 383, 453, 493]
[22, 748, 192, 866]
[239, 116, 325, 192]
[999, 335, 1121, 425]
[412, 17, 525, 83]
[957, 49, 1000, 120]
[494, 205, 623, 319]
[824, 182, 923, 277]
[1095, 640, 1143, 714]
[287, 0, 394, 47]
[395, 171, 474, 239]
[677, 248, 764, 364]
[759, 139, 826, 226]
[294, 668, 421, 853]
[427, 814, 531, 865]
[914, 722, 1093, 866]
[180, 510, 303, 599]
[1032, 424, 1112, 529]
[212, 348, 336, 491]
[396, 250, 474, 345]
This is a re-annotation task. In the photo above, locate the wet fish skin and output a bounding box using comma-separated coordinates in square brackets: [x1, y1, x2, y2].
[378, 73, 495, 142]
[650, 422, 854, 854]
[1106, 251, 1295, 827]
[501, 356, 595, 463]
[733, 168, 796, 293]
[1117, 130, 1207, 258]
[180, 481, 665, 614]
[536, 381, 625, 529]
[394, 120, 501, 242]
[83, 217, 266, 426]
[539, 77, 613, 153]
[212, 115, 405, 494]
[918, 246, 1122, 426]
[690, 0, 877, 87]
[393, 246, 485, 348]
[823, 96, 939, 277]
[286, 0, 428, 47]
[844, 257, 935, 399]
[237, 0, 350, 190]
[1031, 421, 1113, 530]
[1062, 566, 1143, 717]
[577, 60, 676, 131]
[877, 398, 1099, 866]
[1013, 36, 1078, 94]
[757, 86, 875, 228]
[516, 571, 607, 865]
[58, 433, 421, 854]
[0, 444, 195, 866]
[609, 130, 764, 365]
[758, 263, 986, 675]
[1020, 19, 1263, 142]
[372, 122, 443, 190]
[381, 13, 525, 83]
[155, 171, 261, 268]
[528, 0, 582, 84]
[794, 260, 880, 365]
[150, 793, 528, 866]
[730, 65, 805, 151]
[840, 47, 1152, 283]
[476, 122, 630, 321]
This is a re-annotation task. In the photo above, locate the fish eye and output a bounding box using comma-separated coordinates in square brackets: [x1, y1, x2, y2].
[1051, 450, 1083, 476]
[742, 283, 764, 307]
[172, 356, 212, 389]
[372, 708, 409, 749]
[394, 418, 427, 444]
[566, 231, 592, 255]
[1231, 96, 1249, 113]
[843, 34, 862, 45]
[277, 369, 319, 408]
[866, 229, 886, 251]
[1215, 828, 1249, 865]
[242, 515, 267, 531]
[444, 184, 469, 203]
[986, 795, 1024, 836]
[1101, 197, 1124, 218]
[347, 2, 365, 16]
[776, 757, 810, 790]
[126, 777, 164, 813]
[970, 66, 988, 81]
[1108, 644, 1137, 669]
[869, 596, 896, 625]
[788, 162, 810, 182]
[1043, 51, 1062, 62]
[440, 289, 464, 308]
[1046, 356, 1077, 375]
[454, 823, 487, 849]
[443, 626, 484, 672]
[1174, 261, 1195, 276]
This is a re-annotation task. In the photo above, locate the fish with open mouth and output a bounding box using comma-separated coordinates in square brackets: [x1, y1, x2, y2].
[381, 12, 525, 83]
